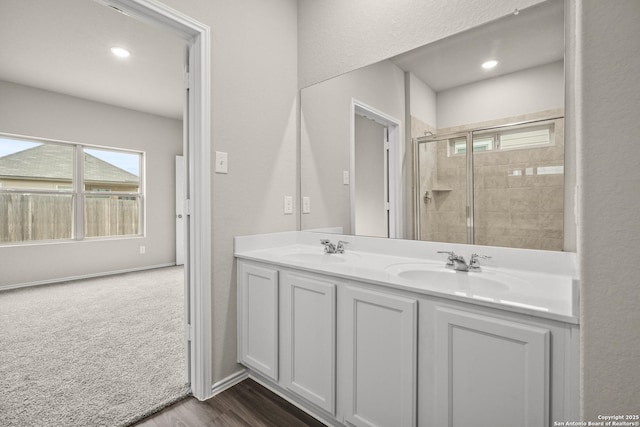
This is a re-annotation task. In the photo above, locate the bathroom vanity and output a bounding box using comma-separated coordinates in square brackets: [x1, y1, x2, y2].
[235, 231, 579, 427]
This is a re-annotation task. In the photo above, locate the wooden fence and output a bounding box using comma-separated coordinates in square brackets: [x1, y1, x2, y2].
[85, 196, 139, 238]
[0, 194, 139, 242]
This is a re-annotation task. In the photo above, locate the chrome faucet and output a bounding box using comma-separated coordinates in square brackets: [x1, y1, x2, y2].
[437, 251, 491, 272]
[321, 239, 348, 254]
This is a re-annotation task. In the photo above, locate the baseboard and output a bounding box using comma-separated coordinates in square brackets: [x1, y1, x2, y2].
[210, 369, 248, 398]
[0, 263, 177, 292]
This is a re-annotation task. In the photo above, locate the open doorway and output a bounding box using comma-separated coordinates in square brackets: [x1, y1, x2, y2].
[351, 100, 403, 238]
[0, 0, 211, 423]
[100, 0, 212, 401]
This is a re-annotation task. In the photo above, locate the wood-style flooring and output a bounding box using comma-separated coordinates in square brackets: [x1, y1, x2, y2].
[133, 378, 326, 427]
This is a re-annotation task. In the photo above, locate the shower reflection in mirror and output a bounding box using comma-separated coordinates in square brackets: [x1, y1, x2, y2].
[415, 117, 564, 251]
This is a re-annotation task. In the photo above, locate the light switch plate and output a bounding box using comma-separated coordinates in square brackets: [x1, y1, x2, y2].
[215, 151, 228, 174]
[284, 196, 293, 214]
[302, 196, 311, 214]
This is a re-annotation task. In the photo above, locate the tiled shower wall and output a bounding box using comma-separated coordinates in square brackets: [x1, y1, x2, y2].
[414, 112, 564, 251]
[473, 118, 564, 250]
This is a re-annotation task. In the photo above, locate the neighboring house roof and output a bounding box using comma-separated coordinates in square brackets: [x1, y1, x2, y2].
[0, 144, 138, 184]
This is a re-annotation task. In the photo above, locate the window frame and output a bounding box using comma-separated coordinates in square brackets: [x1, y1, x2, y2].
[448, 121, 556, 157]
[473, 121, 556, 154]
[0, 133, 145, 245]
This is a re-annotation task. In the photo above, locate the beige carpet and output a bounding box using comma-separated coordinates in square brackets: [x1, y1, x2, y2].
[0, 266, 189, 427]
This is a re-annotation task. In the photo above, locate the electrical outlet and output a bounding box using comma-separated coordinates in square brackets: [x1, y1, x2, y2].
[139, 246, 146, 254]
[302, 196, 311, 214]
[343, 170, 350, 185]
[284, 196, 293, 214]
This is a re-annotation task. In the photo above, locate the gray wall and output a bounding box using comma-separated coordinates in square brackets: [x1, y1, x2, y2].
[0, 81, 182, 288]
[301, 59, 405, 234]
[299, 0, 640, 418]
[158, 0, 299, 384]
[437, 61, 564, 129]
[578, 0, 640, 418]
[408, 73, 437, 128]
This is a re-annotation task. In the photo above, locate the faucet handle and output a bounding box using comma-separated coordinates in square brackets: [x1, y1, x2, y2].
[336, 240, 349, 253]
[320, 239, 330, 244]
[469, 253, 491, 270]
[437, 250, 456, 266]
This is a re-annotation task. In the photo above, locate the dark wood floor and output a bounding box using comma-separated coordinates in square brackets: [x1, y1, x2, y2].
[133, 378, 326, 427]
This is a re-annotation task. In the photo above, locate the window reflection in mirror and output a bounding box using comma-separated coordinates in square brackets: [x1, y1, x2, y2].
[300, 0, 569, 251]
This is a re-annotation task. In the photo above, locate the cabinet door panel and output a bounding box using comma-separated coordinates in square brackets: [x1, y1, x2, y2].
[435, 307, 550, 427]
[343, 286, 417, 427]
[238, 263, 279, 381]
[282, 272, 336, 414]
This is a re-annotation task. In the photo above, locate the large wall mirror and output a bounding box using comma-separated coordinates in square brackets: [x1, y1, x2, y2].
[300, 0, 571, 251]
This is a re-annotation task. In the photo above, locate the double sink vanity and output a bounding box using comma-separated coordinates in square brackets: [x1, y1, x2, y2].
[235, 231, 579, 427]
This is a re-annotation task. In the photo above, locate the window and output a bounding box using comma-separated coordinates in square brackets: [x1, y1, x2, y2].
[450, 136, 494, 156]
[498, 125, 552, 150]
[471, 122, 554, 154]
[83, 148, 142, 238]
[0, 135, 144, 244]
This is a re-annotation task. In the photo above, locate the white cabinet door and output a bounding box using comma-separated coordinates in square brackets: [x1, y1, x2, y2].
[237, 262, 279, 381]
[342, 286, 418, 427]
[281, 272, 336, 414]
[435, 307, 550, 427]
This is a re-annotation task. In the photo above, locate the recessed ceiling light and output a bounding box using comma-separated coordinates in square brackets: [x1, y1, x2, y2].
[110, 47, 131, 58]
[482, 59, 498, 70]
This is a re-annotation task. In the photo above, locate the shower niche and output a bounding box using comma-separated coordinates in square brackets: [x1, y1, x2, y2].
[416, 117, 565, 251]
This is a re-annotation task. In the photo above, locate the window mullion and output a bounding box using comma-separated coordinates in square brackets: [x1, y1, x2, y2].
[74, 144, 84, 240]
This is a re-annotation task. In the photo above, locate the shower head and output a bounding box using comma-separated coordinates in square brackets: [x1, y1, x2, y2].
[416, 130, 437, 143]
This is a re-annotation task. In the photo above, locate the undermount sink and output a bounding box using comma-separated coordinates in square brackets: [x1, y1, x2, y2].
[385, 263, 516, 294]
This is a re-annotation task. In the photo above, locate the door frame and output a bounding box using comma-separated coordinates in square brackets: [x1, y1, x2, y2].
[350, 99, 403, 238]
[96, 0, 212, 400]
[175, 155, 185, 266]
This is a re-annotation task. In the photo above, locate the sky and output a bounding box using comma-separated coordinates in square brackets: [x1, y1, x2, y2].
[0, 138, 39, 157]
[0, 137, 140, 176]
[85, 148, 140, 176]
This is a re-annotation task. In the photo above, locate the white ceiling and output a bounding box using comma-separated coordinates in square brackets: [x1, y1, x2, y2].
[0, 0, 185, 120]
[391, 0, 564, 92]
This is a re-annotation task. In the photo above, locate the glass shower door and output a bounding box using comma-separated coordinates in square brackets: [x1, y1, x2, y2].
[416, 135, 469, 243]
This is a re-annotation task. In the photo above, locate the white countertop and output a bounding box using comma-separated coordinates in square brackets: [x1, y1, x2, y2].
[235, 231, 579, 324]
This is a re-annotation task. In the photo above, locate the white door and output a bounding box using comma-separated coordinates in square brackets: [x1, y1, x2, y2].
[351, 100, 402, 239]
